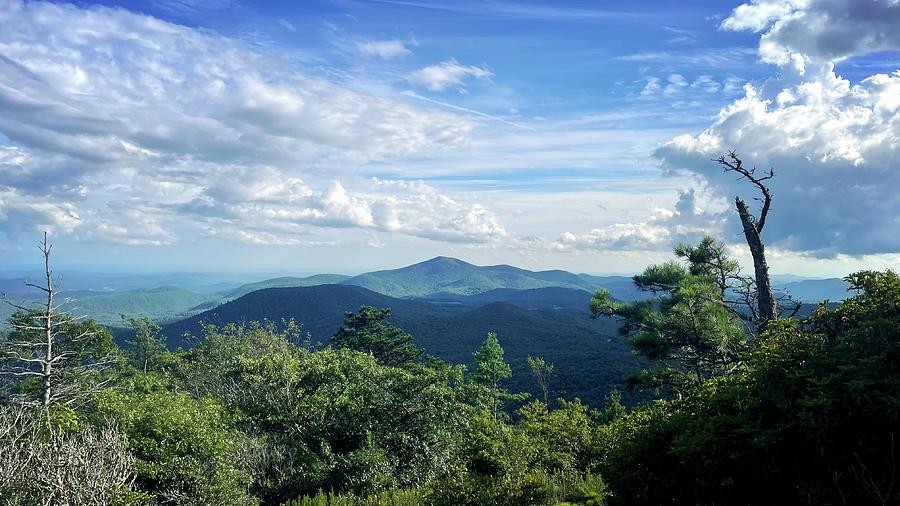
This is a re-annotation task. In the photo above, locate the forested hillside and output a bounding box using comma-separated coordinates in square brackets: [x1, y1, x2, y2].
[339, 256, 612, 297]
[162, 284, 641, 406]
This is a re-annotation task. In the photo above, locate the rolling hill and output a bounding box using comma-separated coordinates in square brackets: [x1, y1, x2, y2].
[1, 286, 214, 327]
[422, 286, 595, 312]
[222, 274, 351, 299]
[162, 284, 643, 406]
[2, 256, 853, 333]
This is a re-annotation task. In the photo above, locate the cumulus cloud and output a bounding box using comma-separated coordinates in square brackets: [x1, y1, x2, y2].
[174, 173, 508, 245]
[552, 190, 724, 252]
[356, 39, 412, 59]
[406, 59, 493, 91]
[722, 0, 900, 73]
[0, 187, 81, 238]
[655, 0, 900, 258]
[0, 1, 502, 245]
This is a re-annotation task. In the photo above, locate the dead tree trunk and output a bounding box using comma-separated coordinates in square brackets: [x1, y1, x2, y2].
[715, 152, 778, 326]
[735, 197, 777, 322]
[2, 233, 115, 407]
[39, 233, 54, 407]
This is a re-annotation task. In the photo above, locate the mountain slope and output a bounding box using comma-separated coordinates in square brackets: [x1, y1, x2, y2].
[340, 256, 603, 298]
[423, 286, 595, 312]
[223, 274, 351, 299]
[1, 286, 213, 326]
[162, 284, 642, 406]
[163, 284, 445, 346]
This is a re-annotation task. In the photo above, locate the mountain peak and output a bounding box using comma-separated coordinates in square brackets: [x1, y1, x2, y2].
[419, 256, 471, 266]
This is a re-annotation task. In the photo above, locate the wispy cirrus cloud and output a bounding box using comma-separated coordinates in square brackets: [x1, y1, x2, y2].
[617, 47, 757, 69]
[362, 0, 649, 22]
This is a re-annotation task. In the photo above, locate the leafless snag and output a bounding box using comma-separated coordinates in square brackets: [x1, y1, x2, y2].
[714, 151, 778, 327]
[0, 404, 135, 503]
[1, 232, 117, 407]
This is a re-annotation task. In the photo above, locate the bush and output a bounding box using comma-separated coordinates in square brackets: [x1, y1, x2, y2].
[597, 271, 900, 505]
[95, 374, 255, 505]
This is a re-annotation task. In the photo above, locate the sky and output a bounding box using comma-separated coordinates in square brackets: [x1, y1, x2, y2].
[0, 0, 898, 276]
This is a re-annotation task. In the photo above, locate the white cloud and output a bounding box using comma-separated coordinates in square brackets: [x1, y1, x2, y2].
[0, 1, 498, 246]
[655, 0, 900, 258]
[617, 47, 758, 69]
[692, 75, 722, 93]
[664, 73, 689, 95]
[722, 0, 900, 73]
[550, 190, 724, 252]
[0, 187, 82, 239]
[640, 77, 662, 96]
[406, 59, 493, 91]
[356, 39, 412, 59]
[155, 167, 507, 245]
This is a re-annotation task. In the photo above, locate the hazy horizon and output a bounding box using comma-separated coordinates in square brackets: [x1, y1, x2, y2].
[0, 254, 841, 281]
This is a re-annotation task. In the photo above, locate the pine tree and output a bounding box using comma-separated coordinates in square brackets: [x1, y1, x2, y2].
[331, 306, 422, 367]
[473, 332, 513, 422]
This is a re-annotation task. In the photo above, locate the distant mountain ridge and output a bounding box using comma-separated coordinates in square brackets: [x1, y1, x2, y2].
[1, 258, 854, 328]
[338, 256, 614, 298]
[224, 274, 351, 299]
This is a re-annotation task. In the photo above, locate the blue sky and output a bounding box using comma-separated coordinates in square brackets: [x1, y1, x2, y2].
[1, 0, 899, 276]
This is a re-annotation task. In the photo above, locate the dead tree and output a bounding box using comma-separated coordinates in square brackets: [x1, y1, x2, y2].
[527, 356, 553, 405]
[0, 403, 135, 502]
[714, 151, 778, 325]
[1, 233, 115, 407]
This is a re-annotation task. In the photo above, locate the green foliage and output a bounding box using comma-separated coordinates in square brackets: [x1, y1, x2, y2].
[95, 374, 255, 505]
[175, 322, 468, 503]
[473, 332, 511, 387]
[282, 487, 425, 506]
[332, 306, 423, 367]
[471, 333, 523, 422]
[427, 469, 608, 506]
[596, 390, 625, 425]
[591, 236, 748, 393]
[517, 400, 595, 472]
[122, 315, 167, 373]
[597, 270, 900, 505]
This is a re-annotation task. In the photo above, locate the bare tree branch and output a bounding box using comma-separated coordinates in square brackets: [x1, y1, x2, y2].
[714, 151, 778, 326]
